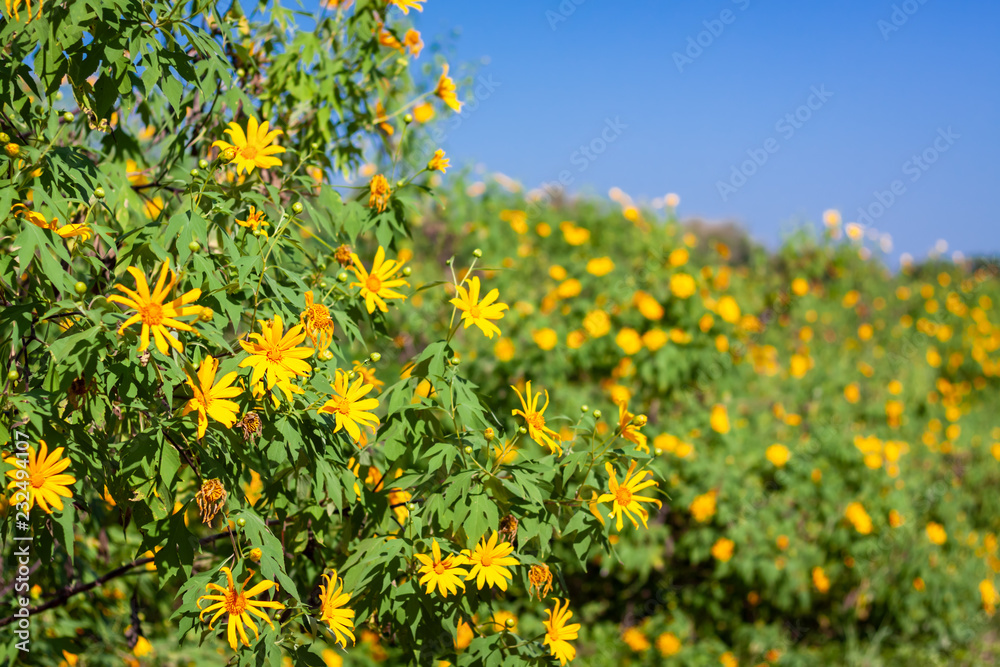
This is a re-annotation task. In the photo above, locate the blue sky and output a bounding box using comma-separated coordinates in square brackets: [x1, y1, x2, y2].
[397, 0, 1000, 261]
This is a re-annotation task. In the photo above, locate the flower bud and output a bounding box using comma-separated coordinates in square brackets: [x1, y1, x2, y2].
[188, 241, 201, 252]
[74, 281, 88, 295]
[402, 266, 412, 277]
[518, 426, 527, 435]
[248, 548, 262, 562]
[4, 143, 20, 157]
[581, 405, 589, 413]
[484, 428, 495, 442]
[291, 202, 304, 214]
[0, 133, 9, 143]
[473, 248, 483, 258]
[94, 187, 106, 199]
[221, 146, 238, 162]
[198, 159, 209, 169]
[593, 409, 602, 419]
[200, 307, 214, 322]
[504, 618, 516, 629]
[369, 352, 382, 363]
[62, 112, 74, 123]
[337, 271, 349, 282]
[633, 414, 648, 427]
[236, 517, 247, 528]
[464, 445, 473, 454]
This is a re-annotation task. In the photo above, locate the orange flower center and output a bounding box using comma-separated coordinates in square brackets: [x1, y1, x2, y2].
[366, 275, 382, 292]
[615, 486, 633, 506]
[468, 305, 482, 319]
[140, 302, 164, 326]
[526, 413, 546, 431]
[224, 590, 248, 615]
[433, 562, 446, 575]
[265, 348, 284, 363]
[241, 145, 258, 160]
[480, 553, 493, 567]
[331, 397, 352, 416]
[30, 472, 46, 488]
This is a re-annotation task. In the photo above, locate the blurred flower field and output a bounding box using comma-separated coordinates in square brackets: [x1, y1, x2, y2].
[1, 1, 999, 667]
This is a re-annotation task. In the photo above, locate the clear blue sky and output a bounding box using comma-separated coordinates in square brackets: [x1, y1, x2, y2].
[398, 0, 999, 261]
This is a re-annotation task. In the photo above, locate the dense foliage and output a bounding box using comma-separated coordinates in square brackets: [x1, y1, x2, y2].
[2, 2, 999, 667]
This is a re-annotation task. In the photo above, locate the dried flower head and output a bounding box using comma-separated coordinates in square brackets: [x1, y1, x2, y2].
[499, 515, 519, 544]
[238, 411, 263, 441]
[528, 564, 553, 601]
[196, 478, 227, 525]
[334, 244, 354, 267]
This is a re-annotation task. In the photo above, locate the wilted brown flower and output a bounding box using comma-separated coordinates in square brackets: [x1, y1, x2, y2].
[238, 411, 263, 441]
[499, 514, 519, 544]
[196, 478, 227, 525]
[334, 244, 354, 267]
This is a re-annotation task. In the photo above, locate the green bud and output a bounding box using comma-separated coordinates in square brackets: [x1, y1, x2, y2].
[319, 350, 334, 361]
[369, 352, 382, 363]
[581, 405, 589, 413]
[505, 618, 516, 629]
[7, 369, 20, 381]
[396, 179, 406, 188]
[450, 356, 461, 366]
[62, 112, 74, 123]
[402, 266, 412, 277]
[473, 248, 483, 258]
[94, 187, 106, 199]
[464, 446, 473, 454]
[291, 202, 304, 215]
[337, 271, 349, 282]
[236, 518, 247, 528]
[236, 68, 246, 78]
[198, 159, 209, 170]
[0, 133, 9, 143]
[74, 281, 87, 295]
[403, 113, 414, 124]
[518, 426, 527, 435]
[318, 281, 328, 289]
[310, 142, 320, 151]
[317, 263, 327, 272]
[188, 241, 201, 253]
[592, 410, 602, 419]
[190, 169, 199, 177]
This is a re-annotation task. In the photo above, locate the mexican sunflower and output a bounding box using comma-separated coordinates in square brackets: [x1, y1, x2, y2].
[300, 290, 335, 353]
[183, 356, 241, 439]
[428, 148, 450, 173]
[213, 116, 285, 174]
[318, 571, 356, 647]
[511, 381, 563, 456]
[350, 246, 409, 313]
[368, 174, 392, 212]
[107, 261, 202, 355]
[450, 275, 508, 338]
[4, 441, 75, 513]
[435, 64, 462, 112]
[596, 460, 661, 531]
[389, 0, 423, 13]
[238, 315, 312, 399]
[542, 598, 581, 666]
[616, 400, 648, 452]
[415, 539, 469, 597]
[11, 203, 91, 240]
[318, 368, 380, 442]
[197, 567, 285, 651]
[462, 531, 519, 591]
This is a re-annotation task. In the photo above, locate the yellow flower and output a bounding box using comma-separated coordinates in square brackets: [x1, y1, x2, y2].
[710, 404, 730, 434]
[670, 272, 696, 299]
[792, 277, 809, 296]
[213, 116, 284, 174]
[239, 316, 312, 398]
[668, 247, 689, 266]
[462, 531, 519, 590]
[617, 401, 647, 452]
[542, 598, 580, 666]
[318, 571, 356, 647]
[716, 295, 741, 324]
[450, 276, 508, 338]
[404, 28, 424, 57]
[583, 310, 611, 338]
[435, 63, 462, 112]
[183, 356, 241, 439]
[720, 651, 738, 667]
[351, 360, 384, 392]
[623, 627, 651, 652]
[374, 100, 395, 134]
[656, 632, 681, 657]
[300, 290, 335, 354]
[350, 245, 409, 313]
[413, 102, 435, 123]
[11, 203, 92, 241]
[643, 328, 668, 351]
[634, 291, 663, 320]
[368, 174, 392, 213]
[5, 441, 75, 513]
[197, 567, 285, 651]
[980, 579, 998, 616]
[512, 381, 563, 455]
[415, 539, 469, 597]
[844, 383, 861, 403]
[596, 460, 661, 531]
[690, 490, 717, 523]
[133, 636, 153, 658]
[107, 261, 202, 354]
[926, 522, 947, 545]
[765, 444, 790, 468]
[428, 148, 450, 173]
[495, 337, 515, 362]
[845, 501, 873, 535]
[812, 566, 830, 593]
[586, 256, 615, 276]
[560, 221, 590, 245]
[236, 206, 268, 236]
[389, 0, 424, 13]
[3, 0, 42, 22]
[318, 369, 380, 443]
[532, 327, 558, 351]
[616, 327, 643, 355]
[711, 537, 734, 562]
